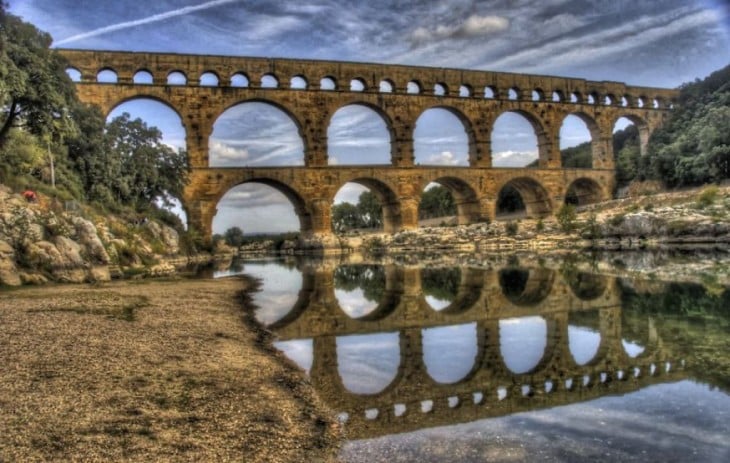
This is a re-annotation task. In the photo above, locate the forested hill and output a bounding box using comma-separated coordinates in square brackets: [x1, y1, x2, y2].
[648, 64, 730, 187]
[557, 64, 729, 189]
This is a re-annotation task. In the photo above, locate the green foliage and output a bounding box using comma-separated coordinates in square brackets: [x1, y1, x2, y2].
[560, 142, 593, 168]
[0, 7, 78, 148]
[695, 185, 719, 209]
[581, 213, 601, 240]
[648, 65, 730, 186]
[421, 267, 460, 302]
[556, 204, 576, 232]
[497, 185, 525, 213]
[332, 191, 383, 232]
[505, 221, 518, 236]
[418, 185, 456, 219]
[223, 226, 245, 247]
[535, 218, 544, 232]
[333, 265, 386, 303]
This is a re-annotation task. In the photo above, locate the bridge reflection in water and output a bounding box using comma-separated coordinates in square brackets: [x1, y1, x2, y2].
[236, 259, 686, 440]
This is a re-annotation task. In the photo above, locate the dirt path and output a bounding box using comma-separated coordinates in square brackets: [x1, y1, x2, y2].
[0, 278, 340, 462]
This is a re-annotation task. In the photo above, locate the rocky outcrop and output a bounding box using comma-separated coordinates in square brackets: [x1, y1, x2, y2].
[0, 185, 210, 286]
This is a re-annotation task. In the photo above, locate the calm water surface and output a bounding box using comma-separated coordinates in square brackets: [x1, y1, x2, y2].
[218, 256, 730, 462]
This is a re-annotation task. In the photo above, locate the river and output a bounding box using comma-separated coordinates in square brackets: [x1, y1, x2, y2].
[217, 253, 730, 462]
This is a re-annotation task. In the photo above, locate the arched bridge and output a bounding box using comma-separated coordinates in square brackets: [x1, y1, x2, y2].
[59, 49, 679, 245]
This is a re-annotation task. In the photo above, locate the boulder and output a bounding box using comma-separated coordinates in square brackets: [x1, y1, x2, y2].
[0, 240, 21, 286]
[71, 217, 110, 264]
[53, 236, 85, 267]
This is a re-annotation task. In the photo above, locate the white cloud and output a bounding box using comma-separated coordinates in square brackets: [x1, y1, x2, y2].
[410, 14, 509, 44]
[424, 151, 461, 166]
[492, 150, 538, 168]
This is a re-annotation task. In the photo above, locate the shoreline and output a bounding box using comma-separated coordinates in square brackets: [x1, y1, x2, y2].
[0, 276, 340, 462]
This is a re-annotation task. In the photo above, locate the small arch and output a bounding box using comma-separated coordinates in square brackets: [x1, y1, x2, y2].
[133, 69, 153, 85]
[167, 71, 187, 85]
[320, 76, 336, 90]
[459, 85, 471, 97]
[407, 81, 421, 94]
[570, 92, 581, 103]
[230, 72, 249, 87]
[290, 75, 308, 90]
[552, 91, 563, 102]
[587, 92, 597, 104]
[565, 178, 603, 207]
[379, 80, 394, 93]
[532, 89, 543, 101]
[97, 68, 118, 83]
[261, 74, 278, 88]
[508, 88, 519, 100]
[621, 96, 629, 107]
[65, 67, 81, 82]
[565, 271, 608, 299]
[637, 97, 645, 108]
[484, 86, 496, 98]
[434, 83, 447, 96]
[350, 78, 366, 92]
[652, 98, 660, 109]
[199, 71, 219, 87]
[604, 94, 614, 106]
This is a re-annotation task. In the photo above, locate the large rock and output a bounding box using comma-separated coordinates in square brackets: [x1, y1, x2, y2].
[71, 217, 109, 264]
[53, 236, 85, 267]
[0, 240, 21, 286]
[159, 225, 180, 254]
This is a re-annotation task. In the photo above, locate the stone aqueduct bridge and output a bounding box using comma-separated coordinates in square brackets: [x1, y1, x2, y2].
[59, 49, 679, 243]
[268, 264, 685, 439]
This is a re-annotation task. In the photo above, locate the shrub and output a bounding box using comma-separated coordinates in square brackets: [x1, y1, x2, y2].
[556, 205, 576, 233]
[535, 218, 544, 232]
[696, 185, 719, 209]
[505, 221, 518, 236]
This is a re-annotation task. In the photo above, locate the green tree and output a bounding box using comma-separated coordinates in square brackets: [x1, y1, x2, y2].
[332, 201, 360, 232]
[0, 5, 77, 148]
[418, 185, 456, 219]
[356, 191, 382, 228]
[223, 226, 245, 247]
[103, 113, 189, 209]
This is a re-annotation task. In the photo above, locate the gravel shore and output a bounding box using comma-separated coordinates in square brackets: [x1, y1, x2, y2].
[0, 277, 340, 462]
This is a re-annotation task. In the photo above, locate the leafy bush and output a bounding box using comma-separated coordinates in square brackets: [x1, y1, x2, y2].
[505, 221, 518, 236]
[696, 185, 719, 209]
[556, 205, 576, 232]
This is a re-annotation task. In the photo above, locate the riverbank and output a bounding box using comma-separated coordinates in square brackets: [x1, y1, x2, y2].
[0, 277, 340, 462]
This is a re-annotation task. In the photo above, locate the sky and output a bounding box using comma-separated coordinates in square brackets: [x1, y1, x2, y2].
[9, 0, 730, 234]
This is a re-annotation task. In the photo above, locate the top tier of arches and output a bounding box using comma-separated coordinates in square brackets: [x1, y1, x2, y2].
[59, 49, 678, 110]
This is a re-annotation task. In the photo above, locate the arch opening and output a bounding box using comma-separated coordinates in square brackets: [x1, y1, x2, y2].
[133, 70, 153, 85]
[423, 323, 479, 384]
[350, 78, 365, 92]
[419, 178, 480, 226]
[327, 104, 391, 165]
[379, 80, 393, 93]
[496, 178, 552, 218]
[565, 178, 603, 207]
[230, 72, 249, 87]
[499, 267, 554, 306]
[97, 68, 118, 83]
[290, 75, 307, 89]
[434, 83, 447, 96]
[332, 180, 400, 234]
[459, 85, 471, 97]
[337, 332, 401, 395]
[320, 76, 336, 90]
[568, 310, 602, 366]
[213, 181, 308, 237]
[65, 67, 81, 82]
[560, 114, 597, 169]
[421, 267, 461, 311]
[500, 316, 548, 374]
[261, 74, 278, 88]
[613, 116, 647, 187]
[491, 111, 542, 168]
[484, 86, 496, 98]
[167, 71, 187, 85]
[334, 265, 387, 319]
[199, 71, 219, 87]
[209, 101, 304, 167]
[414, 108, 470, 166]
[407, 81, 421, 94]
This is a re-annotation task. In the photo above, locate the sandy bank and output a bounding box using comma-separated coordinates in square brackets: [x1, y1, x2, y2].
[0, 278, 339, 462]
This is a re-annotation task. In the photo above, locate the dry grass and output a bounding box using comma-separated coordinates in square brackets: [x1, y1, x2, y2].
[0, 278, 340, 462]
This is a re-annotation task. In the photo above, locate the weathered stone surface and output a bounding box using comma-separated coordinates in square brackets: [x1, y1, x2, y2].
[71, 217, 110, 264]
[59, 49, 678, 242]
[0, 240, 21, 286]
[53, 236, 85, 267]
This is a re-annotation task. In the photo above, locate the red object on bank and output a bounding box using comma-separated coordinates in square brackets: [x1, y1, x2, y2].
[23, 190, 37, 202]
